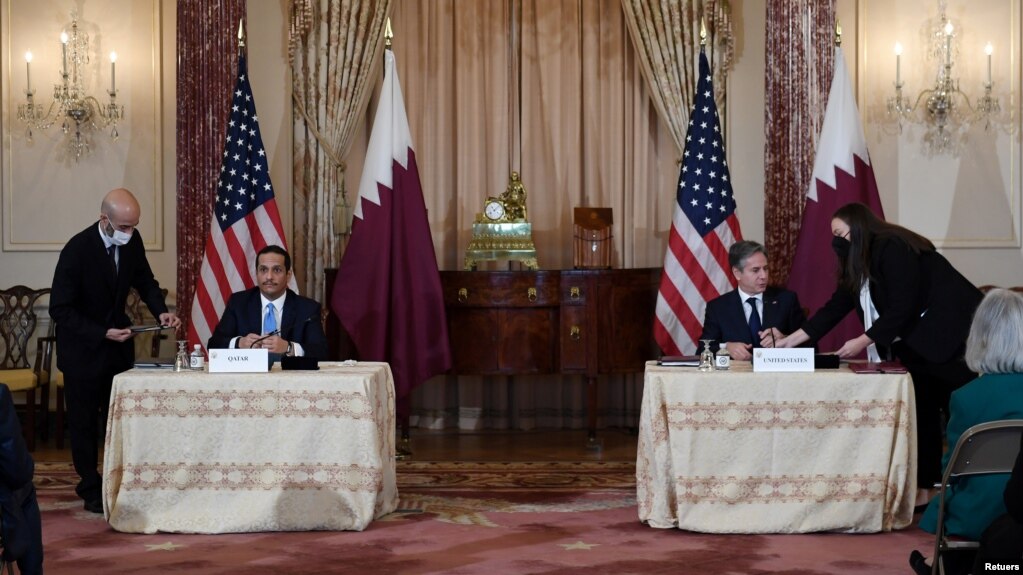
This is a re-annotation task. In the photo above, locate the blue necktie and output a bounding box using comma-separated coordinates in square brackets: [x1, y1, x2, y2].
[747, 297, 762, 346]
[263, 303, 277, 335]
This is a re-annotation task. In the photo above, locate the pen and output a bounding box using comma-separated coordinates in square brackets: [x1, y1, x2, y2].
[251, 329, 280, 346]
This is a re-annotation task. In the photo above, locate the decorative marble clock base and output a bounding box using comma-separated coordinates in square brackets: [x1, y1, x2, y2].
[464, 222, 539, 270]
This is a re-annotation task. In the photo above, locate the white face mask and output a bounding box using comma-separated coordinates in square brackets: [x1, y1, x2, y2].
[104, 220, 133, 246]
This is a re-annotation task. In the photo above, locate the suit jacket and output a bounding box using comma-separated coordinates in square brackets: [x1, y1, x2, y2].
[801, 235, 982, 364]
[920, 373, 1023, 539]
[0, 384, 41, 567]
[50, 224, 169, 378]
[699, 286, 806, 350]
[207, 287, 328, 359]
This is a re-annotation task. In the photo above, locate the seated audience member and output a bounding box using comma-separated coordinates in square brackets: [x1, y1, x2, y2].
[698, 240, 806, 360]
[0, 384, 43, 575]
[919, 288, 1023, 540]
[208, 245, 328, 359]
[972, 432, 1023, 573]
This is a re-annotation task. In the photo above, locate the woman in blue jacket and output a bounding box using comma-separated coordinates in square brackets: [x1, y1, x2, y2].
[919, 288, 1023, 539]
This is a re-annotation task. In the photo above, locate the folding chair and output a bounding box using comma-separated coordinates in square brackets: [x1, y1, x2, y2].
[930, 419, 1023, 575]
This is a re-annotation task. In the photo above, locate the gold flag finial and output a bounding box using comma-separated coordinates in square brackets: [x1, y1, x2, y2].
[835, 20, 842, 47]
[700, 18, 707, 46]
[238, 19, 245, 48]
[385, 17, 393, 48]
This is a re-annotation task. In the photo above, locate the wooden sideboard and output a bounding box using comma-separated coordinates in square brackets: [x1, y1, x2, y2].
[325, 268, 662, 437]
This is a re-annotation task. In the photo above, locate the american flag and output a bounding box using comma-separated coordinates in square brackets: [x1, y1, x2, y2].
[188, 54, 294, 350]
[654, 49, 743, 356]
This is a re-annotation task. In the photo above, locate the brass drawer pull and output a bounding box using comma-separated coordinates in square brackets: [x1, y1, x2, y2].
[570, 325, 581, 340]
[527, 287, 537, 302]
[457, 288, 468, 303]
[569, 286, 581, 300]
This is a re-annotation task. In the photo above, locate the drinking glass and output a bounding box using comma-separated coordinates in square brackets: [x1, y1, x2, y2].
[174, 341, 188, 372]
[699, 339, 715, 372]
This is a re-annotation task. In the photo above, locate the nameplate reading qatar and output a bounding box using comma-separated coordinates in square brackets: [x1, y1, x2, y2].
[208, 349, 269, 373]
[752, 348, 815, 373]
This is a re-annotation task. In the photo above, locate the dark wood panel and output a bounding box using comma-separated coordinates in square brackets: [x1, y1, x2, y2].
[596, 269, 662, 374]
[559, 304, 588, 373]
[442, 271, 559, 307]
[446, 308, 500, 374]
[326, 267, 662, 437]
[499, 308, 557, 373]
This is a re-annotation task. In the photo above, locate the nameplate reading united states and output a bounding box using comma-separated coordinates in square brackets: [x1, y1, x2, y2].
[752, 348, 815, 373]
[208, 349, 269, 373]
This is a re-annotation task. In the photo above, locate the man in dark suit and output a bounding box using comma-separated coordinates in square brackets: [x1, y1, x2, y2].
[50, 188, 180, 513]
[0, 384, 42, 574]
[698, 240, 806, 361]
[207, 245, 328, 359]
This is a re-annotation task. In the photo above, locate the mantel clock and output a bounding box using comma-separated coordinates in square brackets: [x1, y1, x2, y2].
[464, 171, 539, 270]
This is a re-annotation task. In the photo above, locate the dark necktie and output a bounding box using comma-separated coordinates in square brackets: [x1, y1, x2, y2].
[107, 246, 118, 279]
[747, 296, 762, 346]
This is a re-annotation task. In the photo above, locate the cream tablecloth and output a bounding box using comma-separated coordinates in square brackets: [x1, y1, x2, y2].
[102, 362, 397, 534]
[637, 362, 916, 533]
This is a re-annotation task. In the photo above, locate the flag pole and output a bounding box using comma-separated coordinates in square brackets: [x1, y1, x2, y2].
[237, 19, 245, 51]
[700, 17, 707, 46]
[383, 16, 413, 457]
[835, 19, 842, 47]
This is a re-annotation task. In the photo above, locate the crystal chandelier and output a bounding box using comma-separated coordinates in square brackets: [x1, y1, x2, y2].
[885, 0, 1006, 154]
[17, 11, 124, 162]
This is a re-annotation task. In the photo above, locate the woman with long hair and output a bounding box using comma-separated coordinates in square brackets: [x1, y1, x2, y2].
[777, 202, 983, 501]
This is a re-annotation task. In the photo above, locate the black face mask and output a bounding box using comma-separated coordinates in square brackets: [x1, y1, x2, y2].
[831, 236, 851, 259]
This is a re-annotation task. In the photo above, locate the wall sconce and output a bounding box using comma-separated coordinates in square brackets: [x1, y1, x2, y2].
[885, 1, 1007, 154]
[17, 11, 124, 162]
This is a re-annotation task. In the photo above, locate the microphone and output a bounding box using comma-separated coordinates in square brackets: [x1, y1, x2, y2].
[762, 298, 777, 348]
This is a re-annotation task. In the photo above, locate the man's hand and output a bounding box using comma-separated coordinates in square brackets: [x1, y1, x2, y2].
[240, 333, 287, 354]
[253, 335, 287, 354]
[106, 328, 133, 342]
[758, 327, 785, 348]
[238, 333, 263, 349]
[775, 328, 811, 349]
[159, 312, 182, 329]
[725, 342, 753, 361]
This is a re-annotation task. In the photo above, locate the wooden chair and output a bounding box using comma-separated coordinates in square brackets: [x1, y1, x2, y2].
[125, 287, 170, 358]
[0, 286, 52, 452]
[54, 286, 170, 449]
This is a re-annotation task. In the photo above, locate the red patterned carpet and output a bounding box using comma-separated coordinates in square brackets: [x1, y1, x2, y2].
[35, 461, 933, 574]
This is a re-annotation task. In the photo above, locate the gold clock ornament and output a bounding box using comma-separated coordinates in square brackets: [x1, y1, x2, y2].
[483, 199, 507, 221]
[464, 171, 539, 270]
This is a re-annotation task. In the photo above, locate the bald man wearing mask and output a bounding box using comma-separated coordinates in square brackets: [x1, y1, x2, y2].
[50, 188, 181, 514]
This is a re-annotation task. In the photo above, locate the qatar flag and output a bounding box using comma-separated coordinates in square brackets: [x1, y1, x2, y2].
[331, 48, 451, 409]
[787, 46, 885, 353]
